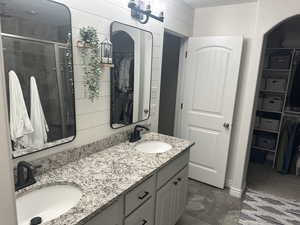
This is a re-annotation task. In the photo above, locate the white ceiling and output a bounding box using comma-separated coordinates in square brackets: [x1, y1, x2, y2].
[183, 0, 257, 8]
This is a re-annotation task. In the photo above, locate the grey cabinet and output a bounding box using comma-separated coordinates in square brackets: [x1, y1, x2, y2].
[157, 150, 189, 189]
[85, 198, 123, 225]
[125, 175, 156, 216]
[85, 149, 190, 225]
[173, 166, 188, 223]
[156, 166, 189, 225]
[125, 197, 155, 225]
[156, 177, 173, 225]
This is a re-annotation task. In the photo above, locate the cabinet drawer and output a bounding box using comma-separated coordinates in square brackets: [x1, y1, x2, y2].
[157, 150, 189, 189]
[125, 197, 155, 225]
[125, 175, 155, 216]
[85, 198, 123, 225]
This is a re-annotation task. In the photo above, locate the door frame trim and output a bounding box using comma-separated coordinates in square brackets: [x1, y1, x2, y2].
[0, 27, 18, 225]
[158, 29, 188, 137]
[174, 37, 188, 138]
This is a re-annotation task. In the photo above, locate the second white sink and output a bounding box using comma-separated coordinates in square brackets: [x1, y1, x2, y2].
[16, 184, 82, 225]
[135, 141, 172, 154]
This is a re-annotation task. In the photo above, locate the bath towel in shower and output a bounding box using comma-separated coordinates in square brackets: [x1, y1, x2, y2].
[27, 76, 49, 147]
[8, 70, 33, 144]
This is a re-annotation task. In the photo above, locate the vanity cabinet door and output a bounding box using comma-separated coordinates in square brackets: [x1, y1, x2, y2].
[173, 166, 189, 223]
[155, 179, 173, 225]
[85, 198, 123, 225]
[156, 166, 189, 225]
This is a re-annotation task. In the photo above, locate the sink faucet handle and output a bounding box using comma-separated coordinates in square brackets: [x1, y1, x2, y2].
[129, 125, 150, 143]
[135, 125, 150, 131]
[15, 161, 38, 191]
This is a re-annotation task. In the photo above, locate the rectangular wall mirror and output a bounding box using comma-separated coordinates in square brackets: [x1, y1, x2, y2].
[0, 0, 76, 158]
[110, 22, 153, 129]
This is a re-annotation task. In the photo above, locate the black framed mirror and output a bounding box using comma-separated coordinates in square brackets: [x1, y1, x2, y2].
[0, 0, 76, 158]
[110, 22, 153, 129]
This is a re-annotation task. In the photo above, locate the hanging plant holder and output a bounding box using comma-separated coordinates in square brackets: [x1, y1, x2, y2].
[78, 27, 114, 101]
[78, 26, 102, 101]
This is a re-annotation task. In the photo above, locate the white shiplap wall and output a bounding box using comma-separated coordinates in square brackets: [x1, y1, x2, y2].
[17, 0, 194, 161]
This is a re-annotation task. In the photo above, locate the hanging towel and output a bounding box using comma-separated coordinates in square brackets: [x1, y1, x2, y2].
[27, 76, 49, 147]
[277, 119, 299, 174]
[296, 152, 300, 176]
[8, 70, 33, 145]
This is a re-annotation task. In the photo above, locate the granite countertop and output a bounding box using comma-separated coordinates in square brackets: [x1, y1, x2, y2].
[16, 132, 194, 225]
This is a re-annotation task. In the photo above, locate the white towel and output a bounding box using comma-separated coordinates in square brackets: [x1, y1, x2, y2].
[27, 76, 49, 147]
[9, 71, 33, 144]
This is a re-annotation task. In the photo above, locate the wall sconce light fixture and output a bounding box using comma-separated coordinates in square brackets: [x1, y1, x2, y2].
[128, 0, 164, 24]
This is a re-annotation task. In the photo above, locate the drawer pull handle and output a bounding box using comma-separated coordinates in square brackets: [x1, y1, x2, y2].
[138, 191, 149, 200]
[173, 181, 178, 186]
[141, 219, 148, 225]
[177, 178, 182, 182]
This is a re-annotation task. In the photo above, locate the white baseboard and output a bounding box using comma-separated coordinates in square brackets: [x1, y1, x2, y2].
[229, 186, 244, 198]
[225, 178, 246, 198]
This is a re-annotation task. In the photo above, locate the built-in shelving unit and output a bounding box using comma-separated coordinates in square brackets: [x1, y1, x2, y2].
[254, 128, 279, 134]
[252, 145, 276, 153]
[251, 47, 300, 167]
[260, 89, 287, 95]
[257, 109, 282, 114]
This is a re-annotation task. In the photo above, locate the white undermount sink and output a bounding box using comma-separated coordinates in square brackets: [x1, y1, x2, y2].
[16, 184, 82, 225]
[134, 141, 172, 153]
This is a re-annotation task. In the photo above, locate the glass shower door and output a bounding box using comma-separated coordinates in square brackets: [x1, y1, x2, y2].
[2, 36, 63, 143]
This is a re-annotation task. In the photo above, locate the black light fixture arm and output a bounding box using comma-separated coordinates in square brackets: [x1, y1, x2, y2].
[128, 1, 164, 24]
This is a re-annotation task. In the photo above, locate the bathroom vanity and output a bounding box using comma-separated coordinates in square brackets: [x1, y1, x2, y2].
[16, 133, 193, 225]
[85, 149, 189, 225]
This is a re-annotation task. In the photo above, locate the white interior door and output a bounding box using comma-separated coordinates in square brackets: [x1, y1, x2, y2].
[181, 36, 243, 188]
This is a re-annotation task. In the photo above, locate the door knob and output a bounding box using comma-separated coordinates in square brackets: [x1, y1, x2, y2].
[223, 123, 230, 129]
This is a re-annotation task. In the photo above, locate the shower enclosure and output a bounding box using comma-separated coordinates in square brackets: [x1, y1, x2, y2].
[2, 34, 75, 142]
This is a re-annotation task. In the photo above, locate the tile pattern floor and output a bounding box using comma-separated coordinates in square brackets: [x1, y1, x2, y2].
[238, 189, 300, 225]
[176, 179, 242, 225]
[177, 164, 300, 225]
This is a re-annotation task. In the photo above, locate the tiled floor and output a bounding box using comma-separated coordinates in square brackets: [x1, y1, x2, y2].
[176, 179, 242, 225]
[247, 163, 300, 202]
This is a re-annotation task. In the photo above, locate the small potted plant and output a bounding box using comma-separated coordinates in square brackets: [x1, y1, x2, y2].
[78, 27, 99, 48]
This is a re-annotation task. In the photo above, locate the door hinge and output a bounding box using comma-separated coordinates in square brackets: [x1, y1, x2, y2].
[185, 51, 188, 58]
[181, 103, 184, 110]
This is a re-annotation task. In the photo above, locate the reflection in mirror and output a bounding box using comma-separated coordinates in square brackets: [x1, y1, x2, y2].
[0, 0, 76, 158]
[111, 22, 152, 129]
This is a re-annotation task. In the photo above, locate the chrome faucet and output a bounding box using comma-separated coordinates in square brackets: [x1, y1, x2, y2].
[15, 161, 39, 191]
